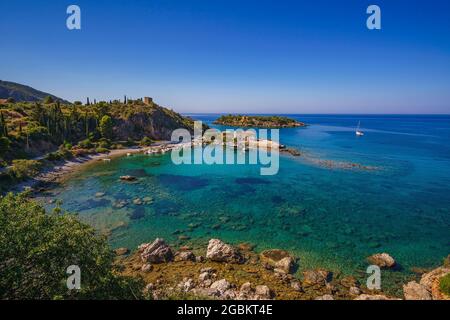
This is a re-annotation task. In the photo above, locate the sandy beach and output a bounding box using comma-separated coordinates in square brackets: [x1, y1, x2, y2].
[13, 147, 146, 193]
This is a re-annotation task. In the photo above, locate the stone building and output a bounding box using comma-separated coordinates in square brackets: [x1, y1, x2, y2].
[143, 97, 154, 106]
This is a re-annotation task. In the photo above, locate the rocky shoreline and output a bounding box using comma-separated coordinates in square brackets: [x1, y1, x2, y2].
[117, 238, 450, 300]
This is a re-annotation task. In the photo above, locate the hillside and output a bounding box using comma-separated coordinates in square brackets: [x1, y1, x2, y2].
[0, 98, 199, 161]
[0, 80, 69, 103]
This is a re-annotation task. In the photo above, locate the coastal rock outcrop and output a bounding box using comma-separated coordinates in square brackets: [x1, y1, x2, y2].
[139, 238, 173, 263]
[206, 239, 243, 263]
[419, 266, 450, 299]
[403, 281, 432, 300]
[367, 253, 396, 268]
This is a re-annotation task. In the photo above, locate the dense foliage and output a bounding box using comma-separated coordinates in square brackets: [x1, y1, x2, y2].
[440, 273, 450, 296]
[0, 193, 144, 299]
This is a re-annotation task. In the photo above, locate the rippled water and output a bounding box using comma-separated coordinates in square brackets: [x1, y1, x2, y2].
[44, 114, 450, 292]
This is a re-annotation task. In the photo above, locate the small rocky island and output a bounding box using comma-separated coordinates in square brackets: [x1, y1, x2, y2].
[214, 115, 306, 128]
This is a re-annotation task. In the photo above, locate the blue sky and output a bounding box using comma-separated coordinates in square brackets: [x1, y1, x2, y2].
[1, 0, 449, 113]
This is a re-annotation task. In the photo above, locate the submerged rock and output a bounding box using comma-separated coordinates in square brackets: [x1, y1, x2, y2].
[403, 281, 432, 300]
[259, 249, 292, 267]
[139, 238, 173, 263]
[114, 247, 129, 256]
[367, 253, 396, 269]
[206, 239, 243, 263]
[120, 175, 137, 182]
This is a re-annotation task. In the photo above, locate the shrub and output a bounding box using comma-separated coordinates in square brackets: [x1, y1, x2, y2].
[8, 159, 42, 180]
[97, 138, 111, 149]
[95, 147, 109, 154]
[0, 193, 144, 299]
[63, 141, 73, 150]
[58, 146, 73, 159]
[125, 138, 136, 147]
[139, 136, 153, 146]
[78, 139, 93, 149]
[46, 147, 73, 161]
[0, 137, 11, 157]
[45, 152, 62, 161]
[440, 274, 450, 296]
[27, 126, 50, 141]
[43, 96, 54, 104]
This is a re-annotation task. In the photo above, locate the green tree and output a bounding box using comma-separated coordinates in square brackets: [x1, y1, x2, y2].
[0, 137, 10, 157]
[43, 96, 54, 104]
[0, 193, 144, 299]
[99, 115, 113, 140]
[0, 111, 7, 137]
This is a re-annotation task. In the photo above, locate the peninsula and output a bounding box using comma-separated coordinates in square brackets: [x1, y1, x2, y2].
[214, 115, 306, 128]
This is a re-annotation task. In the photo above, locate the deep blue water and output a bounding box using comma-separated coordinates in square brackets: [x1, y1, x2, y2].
[45, 114, 450, 292]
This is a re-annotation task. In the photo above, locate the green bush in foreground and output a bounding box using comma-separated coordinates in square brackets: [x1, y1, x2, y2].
[440, 273, 450, 296]
[0, 193, 144, 299]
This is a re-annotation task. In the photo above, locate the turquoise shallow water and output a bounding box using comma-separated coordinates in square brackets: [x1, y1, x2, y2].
[44, 114, 450, 292]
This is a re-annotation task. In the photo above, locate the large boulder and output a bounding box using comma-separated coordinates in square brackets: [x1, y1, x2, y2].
[302, 269, 331, 286]
[274, 257, 295, 274]
[139, 238, 173, 263]
[367, 253, 396, 268]
[174, 251, 196, 262]
[210, 279, 232, 295]
[403, 281, 432, 300]
[206, 239, 243, 263]
[254, 285, 273, 300]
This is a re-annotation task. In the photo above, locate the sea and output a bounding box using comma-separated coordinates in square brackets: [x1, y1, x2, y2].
[43, 114, 450, 294]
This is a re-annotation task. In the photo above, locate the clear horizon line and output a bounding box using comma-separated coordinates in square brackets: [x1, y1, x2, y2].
[181, 112, 450, 116]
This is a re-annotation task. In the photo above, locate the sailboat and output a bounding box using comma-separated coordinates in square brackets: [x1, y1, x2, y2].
[356, 121, 364, 136]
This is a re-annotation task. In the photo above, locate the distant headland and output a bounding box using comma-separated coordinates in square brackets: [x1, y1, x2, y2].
[214, 115, 306, 128]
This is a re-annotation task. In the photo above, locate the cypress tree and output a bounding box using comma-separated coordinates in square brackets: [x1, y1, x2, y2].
[1, 111, 8, 137]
